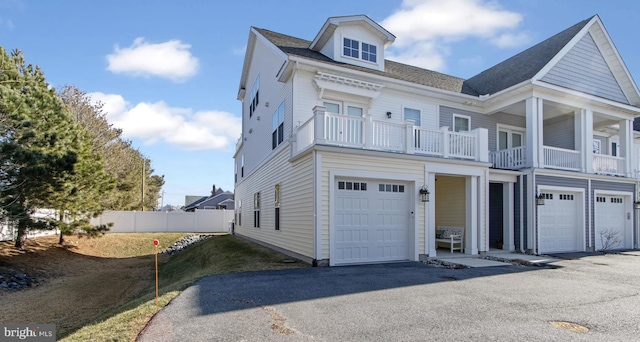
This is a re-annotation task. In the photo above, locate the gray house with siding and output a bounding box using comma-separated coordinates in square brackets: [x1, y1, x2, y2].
[234, 14, 640, 266]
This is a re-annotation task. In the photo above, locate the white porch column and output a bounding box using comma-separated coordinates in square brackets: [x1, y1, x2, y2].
[405, 120, 415, 155]
[466, 176, 479, 255]
[364, 114, 373, 149]
[426, 171, 437, 257]
[620, 119, 633, 176]
[313, 105, 326, 144]
[525, 97, 543, 168]
[574, 108, 594, 173]
[441, 126, 450, 158]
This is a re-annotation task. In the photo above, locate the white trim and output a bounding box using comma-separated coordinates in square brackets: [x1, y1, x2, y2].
[453, 113, 471, 132]
[314, 152, 322, 260]
[402, 105, 422, 126]
[496, 123, 525, 150]
[531, 17, 596, 81]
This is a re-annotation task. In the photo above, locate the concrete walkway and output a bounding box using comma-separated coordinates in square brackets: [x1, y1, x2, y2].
[436, 252, 562, 268]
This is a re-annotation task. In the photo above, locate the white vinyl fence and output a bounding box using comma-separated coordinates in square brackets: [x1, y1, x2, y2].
[1, 209, 61, 241]
[90, 210, 235, 233]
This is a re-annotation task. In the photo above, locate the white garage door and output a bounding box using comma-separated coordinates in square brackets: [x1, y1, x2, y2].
[538, 191, 582, 254]
[595, 195, 628, 251]
[334, 180, 410, 265]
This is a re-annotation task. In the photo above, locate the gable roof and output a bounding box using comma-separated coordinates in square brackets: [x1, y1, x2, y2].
[310, 15, 395, 52]
[254, 27, 469, 94]
[463, 17, 593, 96]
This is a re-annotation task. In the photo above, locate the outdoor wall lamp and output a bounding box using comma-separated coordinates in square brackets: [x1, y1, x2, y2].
[419, 185, 430, 203]
[634, 201, 640, 209]
[536, 192, 545, 206]
[386, 111, 392, 119]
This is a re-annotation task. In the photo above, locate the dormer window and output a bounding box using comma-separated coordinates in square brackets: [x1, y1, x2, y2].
[362, 43, 376, 62]
[343, 38, 377, 63]
[343, 38, 359, 58]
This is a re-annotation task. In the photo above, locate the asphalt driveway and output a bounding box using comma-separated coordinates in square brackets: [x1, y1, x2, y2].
[138, 252, 640, 341]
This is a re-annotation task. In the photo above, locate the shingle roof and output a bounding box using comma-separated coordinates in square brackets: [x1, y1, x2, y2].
[463, 17, 593, 96]
[254, 28, 468, 94]
[254, 16, 594, 97]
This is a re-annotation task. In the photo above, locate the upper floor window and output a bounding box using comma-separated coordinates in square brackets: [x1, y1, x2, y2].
[362, 43, 377, 62]
[249, 75, 259, 118]
[404, 107, 421, 126]
[343, 38, 377, 63]
[272, 102, 285, 149]
[343, 38, 359, 58]
[453, 114, 470, 132]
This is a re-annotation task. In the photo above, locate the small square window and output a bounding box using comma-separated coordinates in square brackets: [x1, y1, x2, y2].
[346, 182, 353, 190]
[354, 182, 360, 191]
[360, 183, 367, 191]
[399, 185, 405, 193]
[339, 181, 345, 190]
[385, 184, 392, 192]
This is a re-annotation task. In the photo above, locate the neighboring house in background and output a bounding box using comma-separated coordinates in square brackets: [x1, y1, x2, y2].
[233, 14, 640, 266]
[184, 185, 235, 212]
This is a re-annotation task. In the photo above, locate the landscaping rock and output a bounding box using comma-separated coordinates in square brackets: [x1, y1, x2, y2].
[0, 269, 39, 291]
[161, 234, 212, 256]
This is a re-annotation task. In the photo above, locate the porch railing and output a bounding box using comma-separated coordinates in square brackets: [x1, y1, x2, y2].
[489, 146, 526, 169]
[543, 146, 581, 171]
[593, 154, 625, 176]
[292, 107, 488, 162]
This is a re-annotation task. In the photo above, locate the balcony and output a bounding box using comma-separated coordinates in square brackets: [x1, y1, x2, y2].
[293, 109, 489, 162]
[489, 146, 627, 176]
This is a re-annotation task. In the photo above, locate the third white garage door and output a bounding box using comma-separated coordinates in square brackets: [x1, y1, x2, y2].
[538, 190, 583, 254]
[333, 179, 411, 265]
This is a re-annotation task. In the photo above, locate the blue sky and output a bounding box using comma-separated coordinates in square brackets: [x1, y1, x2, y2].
[1, 0, 639, 207]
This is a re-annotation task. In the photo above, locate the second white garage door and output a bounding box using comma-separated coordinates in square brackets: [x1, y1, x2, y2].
[333, 179, 410, 265]
[538, 190, 583, 254]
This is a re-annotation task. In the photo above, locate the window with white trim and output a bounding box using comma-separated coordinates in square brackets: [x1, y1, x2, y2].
[343, 38, 359, 58]
[249, 75, 259, 118]
[274, 184, 281, 231]
[342, 37, 378, 63]
[253, 192, 260, 228]
[497, 126, 524, 150]
[404, 107, 421, 126]
[453, 114, 470, 132]
[593, 140, 601, 154]
[272, 102, 285, 149]
[362, 42, 377, 62]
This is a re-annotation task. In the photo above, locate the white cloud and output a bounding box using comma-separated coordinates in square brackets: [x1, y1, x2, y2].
[490, 32, 531, 48]
[106, 38, 199, 82]
[381, 0, 529, 70]
[87, 92, 241, 151]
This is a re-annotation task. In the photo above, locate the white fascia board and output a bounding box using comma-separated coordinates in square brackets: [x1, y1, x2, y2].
[530, 17, 598, 83]
[589, 16, 640, 106]
[237, 28, 289, 100]
[237, 29, 256, 100]
[287, 56, 483, 108]
[532, 80, 640, 117]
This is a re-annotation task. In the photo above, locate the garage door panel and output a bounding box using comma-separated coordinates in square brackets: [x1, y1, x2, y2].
[334, 180, 410, 264]
[595, 195, 627, 250]
[538, 191, 581, 254]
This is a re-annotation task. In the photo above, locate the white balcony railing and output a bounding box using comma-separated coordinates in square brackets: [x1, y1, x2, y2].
[593, 154, 625, 176]
[543, 146, 581, 171]
[292, 108, 488, 162]
[489, 146, 526, 169]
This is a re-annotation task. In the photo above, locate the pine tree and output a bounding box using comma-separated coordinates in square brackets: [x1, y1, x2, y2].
[0, 47, 79, 248]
